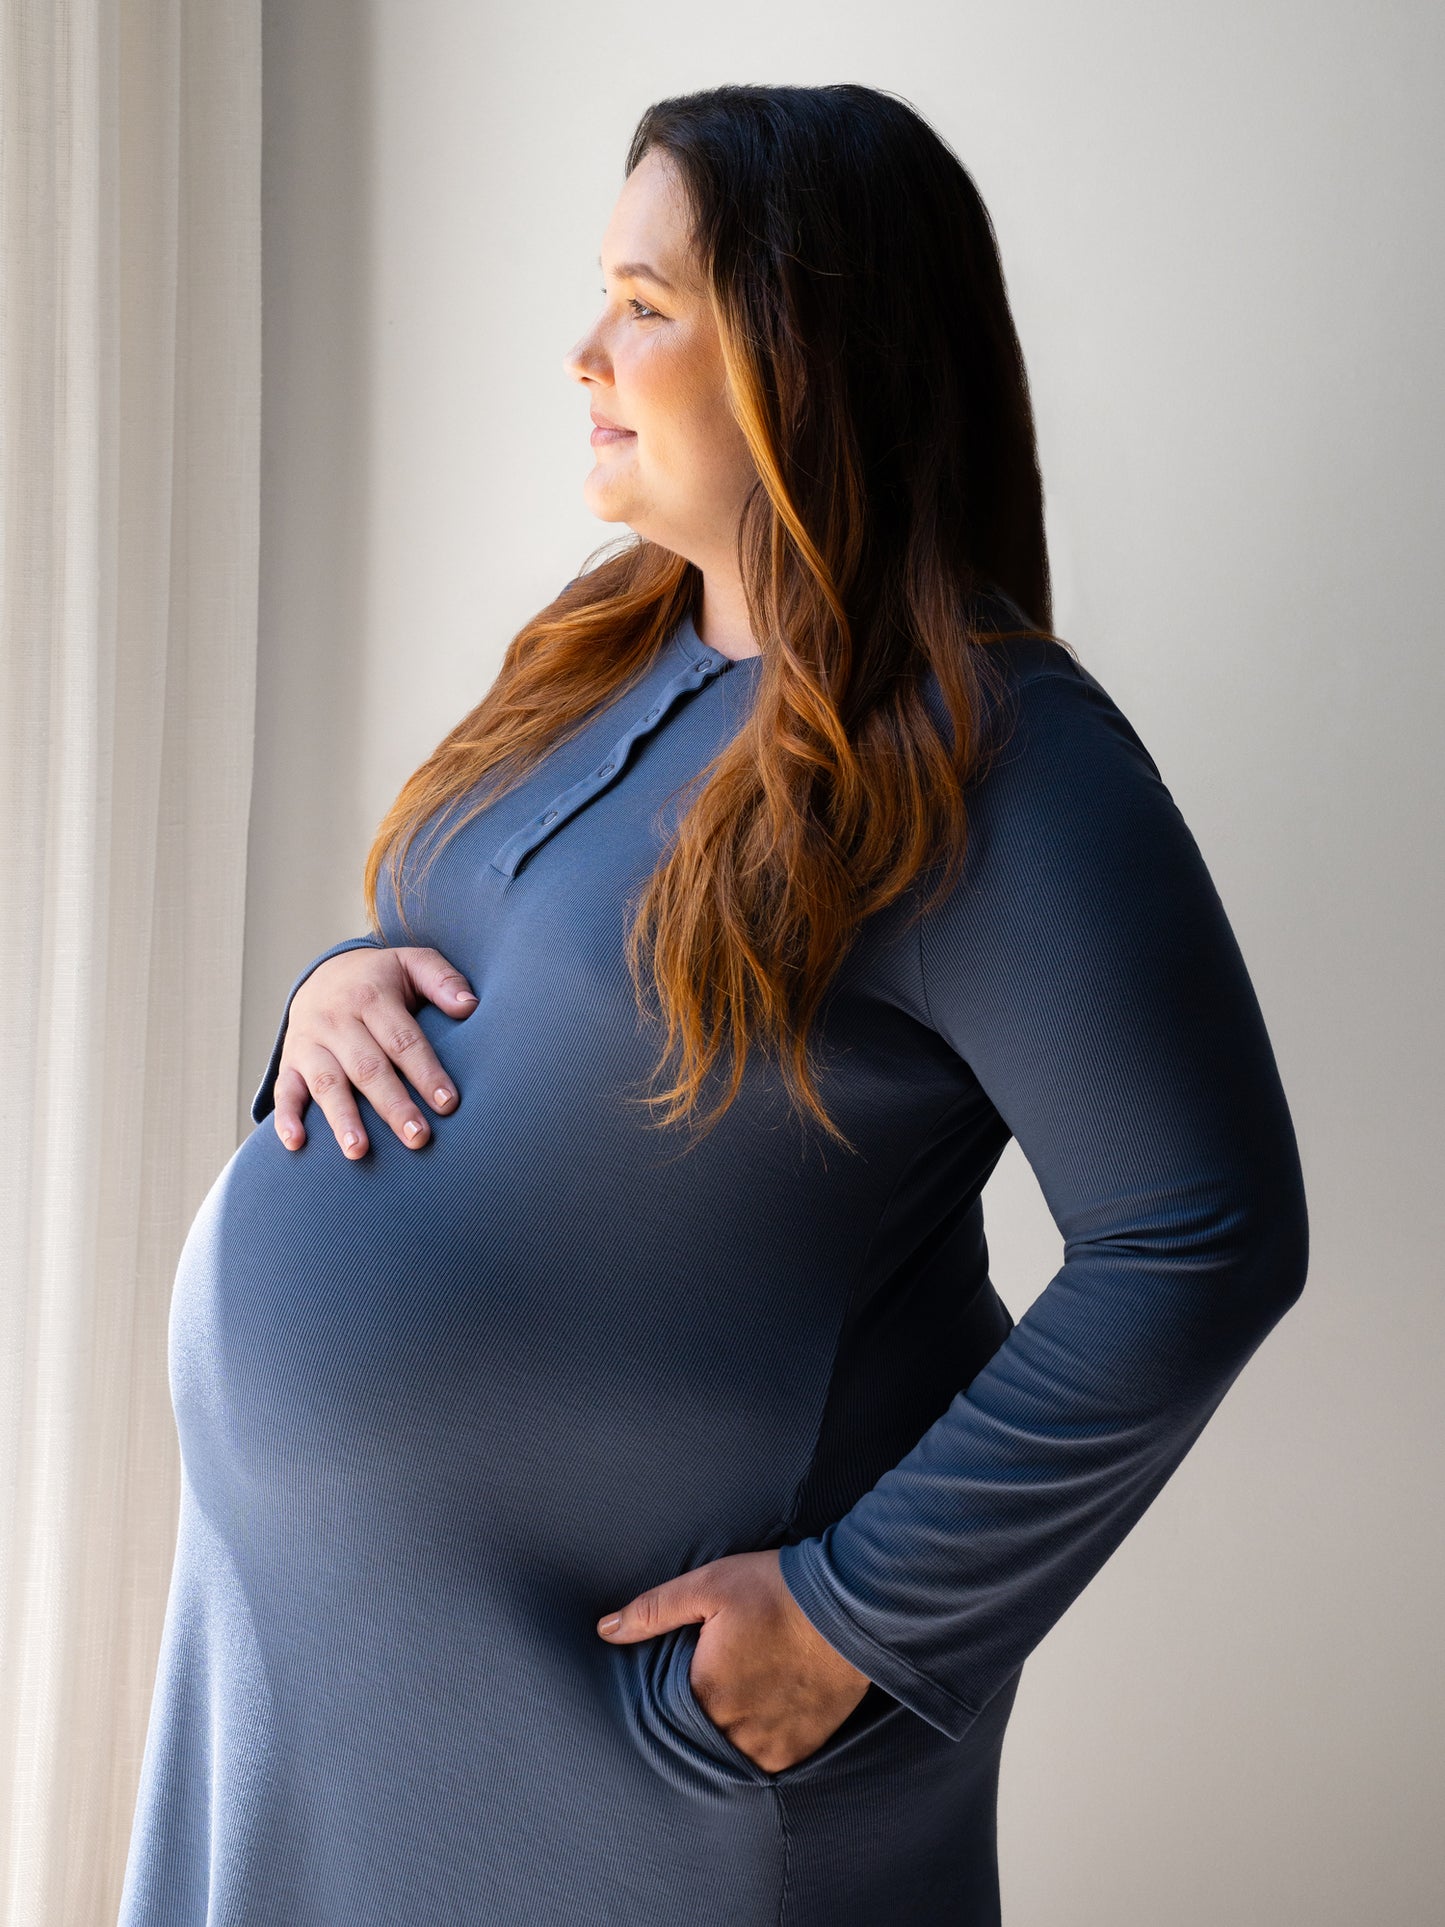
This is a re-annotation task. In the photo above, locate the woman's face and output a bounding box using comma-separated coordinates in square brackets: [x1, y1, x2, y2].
[563, 147, 757, 565]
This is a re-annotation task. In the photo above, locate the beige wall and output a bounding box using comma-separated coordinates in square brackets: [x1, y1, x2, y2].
[248, 4, 1445, 1919]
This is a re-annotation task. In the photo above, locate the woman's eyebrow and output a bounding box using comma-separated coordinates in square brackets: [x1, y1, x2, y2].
[598, 255, 677, 292]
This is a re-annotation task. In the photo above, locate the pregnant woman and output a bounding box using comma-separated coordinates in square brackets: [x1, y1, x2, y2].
[120, 83, 1309, 1925]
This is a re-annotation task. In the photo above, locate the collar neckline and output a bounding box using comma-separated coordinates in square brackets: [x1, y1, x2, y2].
[672, 607, 763, 673]
[672, 588, 1036, 672]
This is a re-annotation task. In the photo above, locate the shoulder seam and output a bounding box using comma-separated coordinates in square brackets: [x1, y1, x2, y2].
[1011, 664, 1088, 691]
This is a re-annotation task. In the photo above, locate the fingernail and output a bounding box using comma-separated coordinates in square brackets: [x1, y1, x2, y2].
[343, 1130, 359, 1151]
[404, 1119, 422, 1139]
[456, 991, 477, 1005]
[280, 1123, 295, 1145]
[434, 1088, 453, 1107]
[598, 1614, 621, 1635]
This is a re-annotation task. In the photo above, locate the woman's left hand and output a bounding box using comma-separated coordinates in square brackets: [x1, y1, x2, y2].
[596, 1549, 872, 1773]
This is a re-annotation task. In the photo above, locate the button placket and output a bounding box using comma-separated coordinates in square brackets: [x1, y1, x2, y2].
[488, 647, 728, 879]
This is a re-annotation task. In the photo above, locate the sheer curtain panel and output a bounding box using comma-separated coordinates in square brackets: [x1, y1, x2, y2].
[0, 2, 262, 1918]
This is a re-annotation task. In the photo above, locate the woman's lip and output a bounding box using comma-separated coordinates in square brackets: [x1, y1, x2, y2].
[590, 424, 637, 445]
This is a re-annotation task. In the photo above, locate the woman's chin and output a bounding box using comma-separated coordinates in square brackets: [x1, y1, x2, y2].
[582, 471, 640, 525]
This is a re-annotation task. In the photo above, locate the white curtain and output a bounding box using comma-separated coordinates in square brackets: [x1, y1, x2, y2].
[0, 2, 261, 1918]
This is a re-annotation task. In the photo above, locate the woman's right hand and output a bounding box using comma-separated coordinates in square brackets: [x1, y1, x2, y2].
[272, 945, 478, 1158]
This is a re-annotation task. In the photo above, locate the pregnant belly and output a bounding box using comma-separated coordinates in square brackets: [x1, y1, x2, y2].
[168, 1022, 843, 1607]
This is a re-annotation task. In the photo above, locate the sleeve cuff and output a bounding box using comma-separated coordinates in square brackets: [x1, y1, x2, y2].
[776, 1535, 981, 1743]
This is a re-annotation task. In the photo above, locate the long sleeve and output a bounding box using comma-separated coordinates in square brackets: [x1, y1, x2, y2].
[776, 663, 1310, 1743]
[250, 935, 386, 1124]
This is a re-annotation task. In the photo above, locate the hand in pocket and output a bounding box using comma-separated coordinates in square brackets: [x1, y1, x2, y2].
[597, 1548, 871, 1774]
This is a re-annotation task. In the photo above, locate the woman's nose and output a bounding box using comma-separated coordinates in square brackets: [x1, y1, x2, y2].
[562, 333, 602, 383]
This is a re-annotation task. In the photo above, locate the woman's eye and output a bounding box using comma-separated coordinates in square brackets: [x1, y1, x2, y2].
[599, 288, 660, 320]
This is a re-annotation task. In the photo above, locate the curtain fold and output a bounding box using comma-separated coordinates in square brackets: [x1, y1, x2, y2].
[0, 2, 261, 1917]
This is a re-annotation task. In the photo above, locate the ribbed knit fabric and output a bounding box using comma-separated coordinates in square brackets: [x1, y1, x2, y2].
[118, 592, 1308, 1925]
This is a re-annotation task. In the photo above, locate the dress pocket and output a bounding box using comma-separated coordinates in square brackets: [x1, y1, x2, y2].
[641, 1620, 905, 1792]
[668, 1624, 774, 1785]
[628, 1621, 768, 1792]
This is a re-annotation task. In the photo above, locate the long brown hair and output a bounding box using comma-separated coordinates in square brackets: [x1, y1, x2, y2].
[363, 84, 1072, 1149]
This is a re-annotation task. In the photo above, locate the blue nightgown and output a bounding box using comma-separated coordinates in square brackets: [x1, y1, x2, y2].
[118, 588, 1308, 1924]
